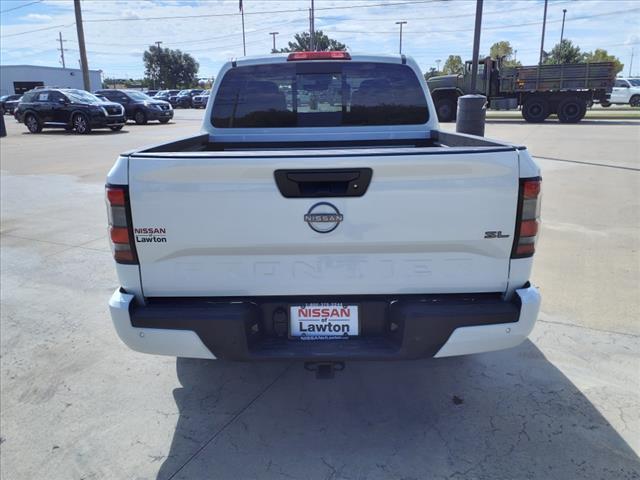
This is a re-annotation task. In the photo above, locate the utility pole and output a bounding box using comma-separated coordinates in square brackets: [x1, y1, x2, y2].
[514, 49, 518, 62]
[630, 48, 634, 77]
[155, 41, 162, 50]
[469, 0, 483, 93]
[311, 0, 315, 51]
[538, 0, 548, 65]
[57, 31, 67, 68]
[395, 21, 407, 54]
[457, 0, 486, 137]
[73, 0, 91, 90]
[309, 0, 315, 51]
[560, 8, 567, 44]
[269, 32, 279, 53]
[435, 59, 441, 72]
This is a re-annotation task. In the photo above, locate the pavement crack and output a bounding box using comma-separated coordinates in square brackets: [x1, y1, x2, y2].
[535, 155, 640, 172]
[537, 318, 639, 339]
[164, 362, 293, 480]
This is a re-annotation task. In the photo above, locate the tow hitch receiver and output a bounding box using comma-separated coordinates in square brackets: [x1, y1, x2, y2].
[304, 361, 345, 379]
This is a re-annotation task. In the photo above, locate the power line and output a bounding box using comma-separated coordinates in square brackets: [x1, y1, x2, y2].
[325, 0, 571, 22]
[78, 0, 435, 23]
[66, 22, 301, 48]
[0, 0, 43, 14]
[327, 7, 640, 35]
[0, 0, 311, 38]
[1, 22, 74, 38]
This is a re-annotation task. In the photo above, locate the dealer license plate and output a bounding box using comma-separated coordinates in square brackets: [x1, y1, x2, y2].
[290, 304, 359, 340]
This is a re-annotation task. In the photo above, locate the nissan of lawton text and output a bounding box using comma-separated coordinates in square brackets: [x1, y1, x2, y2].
[107, 52, 542, 373]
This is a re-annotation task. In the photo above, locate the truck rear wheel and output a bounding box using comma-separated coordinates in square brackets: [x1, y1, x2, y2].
[630, 95, 640, 107]
[522, 97, 550, 123]
[557, 97, 587, 123]
[434, 96, 457, 123]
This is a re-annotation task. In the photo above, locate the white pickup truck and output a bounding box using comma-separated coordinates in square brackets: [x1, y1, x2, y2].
[107, 52, 541, 370]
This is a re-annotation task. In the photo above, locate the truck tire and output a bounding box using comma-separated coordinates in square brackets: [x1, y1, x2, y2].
[557, 97, 587, 123]
[630, 95, 640, 108]
[600, 100, 611, 108]
[434, 95, 457, 122]
[522, 97, 550, 123]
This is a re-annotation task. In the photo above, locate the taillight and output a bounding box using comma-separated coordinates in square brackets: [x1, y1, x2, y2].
[512, 177, 541, 258]
[287, 51, 351, 61]
[106, 185, 138, 264]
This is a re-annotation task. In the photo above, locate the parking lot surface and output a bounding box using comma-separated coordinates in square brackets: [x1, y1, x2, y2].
[1, 111, 639, 479]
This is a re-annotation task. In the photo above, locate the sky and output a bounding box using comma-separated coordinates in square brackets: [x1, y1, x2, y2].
[1, 0, 638, 80]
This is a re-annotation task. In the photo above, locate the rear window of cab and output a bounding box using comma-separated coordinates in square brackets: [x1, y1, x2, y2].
[211, 62, 428, 128]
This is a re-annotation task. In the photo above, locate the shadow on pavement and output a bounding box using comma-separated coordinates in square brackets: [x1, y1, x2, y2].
[156, 340, 639, 480]
[20, 130, 129, 136]
[485, 119, 639, 126]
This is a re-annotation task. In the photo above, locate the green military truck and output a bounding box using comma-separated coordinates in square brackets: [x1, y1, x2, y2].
[427, 57, 616, 123]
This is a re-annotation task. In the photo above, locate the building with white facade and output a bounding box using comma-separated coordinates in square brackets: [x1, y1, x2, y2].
[0, 65, 103, 95]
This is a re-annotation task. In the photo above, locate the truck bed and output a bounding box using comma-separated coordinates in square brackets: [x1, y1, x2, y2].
[500, 62, 615, 93]
[126, 130, 522, 156]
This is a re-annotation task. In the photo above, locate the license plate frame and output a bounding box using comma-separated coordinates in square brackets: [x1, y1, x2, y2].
[289, 303, 359, 340]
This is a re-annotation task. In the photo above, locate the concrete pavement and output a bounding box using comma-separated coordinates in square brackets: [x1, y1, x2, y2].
[1, 111, 638, 479]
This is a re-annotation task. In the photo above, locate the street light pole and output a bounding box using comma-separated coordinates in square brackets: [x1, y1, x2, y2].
[435, 59, 441, 72]
[240, 0, 246, 56]
[395, 21, 407, 54]
[269, 32, 279, 53]
[560, 8, 567, 44]
[154, 41, 163, 89]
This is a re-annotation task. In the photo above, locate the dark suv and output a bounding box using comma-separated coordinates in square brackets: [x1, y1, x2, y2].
[15, 88, 125, 134]
[1, 94, 22, 115]
[95, 89, 173, 125]
[153, 90, 180, 104]
[175, 89, 204, 108]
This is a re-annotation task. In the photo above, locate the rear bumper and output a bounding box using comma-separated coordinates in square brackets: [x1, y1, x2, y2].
[109, 285, 540, 361]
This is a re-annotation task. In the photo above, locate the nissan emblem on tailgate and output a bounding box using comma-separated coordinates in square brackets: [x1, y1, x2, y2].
[304, 202, 343, 233]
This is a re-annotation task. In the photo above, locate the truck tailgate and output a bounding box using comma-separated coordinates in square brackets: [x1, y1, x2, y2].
[128, 149, 519, 297]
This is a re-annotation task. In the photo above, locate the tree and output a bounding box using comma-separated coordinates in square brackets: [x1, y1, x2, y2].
[583, 48, 624, 74]
[489, 41, 521, 67]
[442, 55, 463, 75]
[490, 41, 513, 60]
[424, 67, 442, 80]
[143, 45, 199, 89]
[278, 30, 347, 52]
[545, 39, 582, 65]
